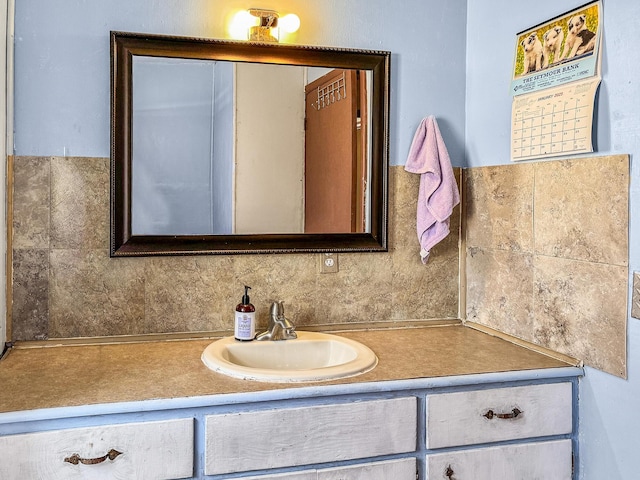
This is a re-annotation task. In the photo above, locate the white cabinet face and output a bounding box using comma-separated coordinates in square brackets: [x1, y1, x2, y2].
[426, 382, 573, 449]
[318, 458, 416, 480]
[238, 471, 317, 480]
[236, 459, 416, 480]
[426, 439, 572, 480]
[205, 397, 417, 475]
[0, 418, 194, 480]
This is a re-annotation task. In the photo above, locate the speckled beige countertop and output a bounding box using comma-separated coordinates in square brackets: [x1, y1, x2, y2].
[0, 324, 575, 415]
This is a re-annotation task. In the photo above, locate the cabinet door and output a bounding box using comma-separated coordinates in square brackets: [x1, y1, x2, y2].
[426, 439, 572, 479]
[318, 458, 416, 480]
[0, 418, 193, 480]
[205, 397, 417, 475]
[426, 382, 572, 448]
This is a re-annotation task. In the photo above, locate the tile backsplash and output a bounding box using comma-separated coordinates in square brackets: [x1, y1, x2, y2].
[10, 159, 461, 340]
[10, 154, 630, 378]
[465, 155, 629, 378]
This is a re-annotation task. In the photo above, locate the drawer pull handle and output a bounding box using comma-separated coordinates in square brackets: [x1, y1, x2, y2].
[483, 407, 523, 420]
[445, 465, 455, 479]
[64, 449, 123, 465]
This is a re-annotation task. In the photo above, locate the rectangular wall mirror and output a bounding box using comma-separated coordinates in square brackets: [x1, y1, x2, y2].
[111, 32, 390, 256]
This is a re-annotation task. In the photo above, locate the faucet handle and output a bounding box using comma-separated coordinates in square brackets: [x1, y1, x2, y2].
[270, 300, 285, 318]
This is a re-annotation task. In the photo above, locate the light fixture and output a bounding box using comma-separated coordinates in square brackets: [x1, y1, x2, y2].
[229, 8, 300, 43]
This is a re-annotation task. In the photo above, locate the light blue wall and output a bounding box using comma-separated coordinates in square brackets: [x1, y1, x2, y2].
[13, 0, 467, 167]
[466, 1, 640, 479]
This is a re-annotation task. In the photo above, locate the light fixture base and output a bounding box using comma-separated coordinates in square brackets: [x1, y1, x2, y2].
[248, 8, 279, 43]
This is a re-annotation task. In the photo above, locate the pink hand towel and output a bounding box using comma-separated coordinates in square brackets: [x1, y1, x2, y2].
[404, 116, 460, 263]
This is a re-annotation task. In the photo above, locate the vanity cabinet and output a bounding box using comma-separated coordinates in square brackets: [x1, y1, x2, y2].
[0, 374, 579, 479]
[0, 378, 577, 480]
[0, 322, 583, 479]
[0, 418, 194, 479]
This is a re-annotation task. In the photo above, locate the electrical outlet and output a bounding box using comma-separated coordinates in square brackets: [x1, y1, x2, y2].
[319, 253, 339, 273]
[632, 272, 640, 320]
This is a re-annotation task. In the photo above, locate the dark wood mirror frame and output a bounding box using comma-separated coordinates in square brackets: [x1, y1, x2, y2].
[111, 31, 390, 256]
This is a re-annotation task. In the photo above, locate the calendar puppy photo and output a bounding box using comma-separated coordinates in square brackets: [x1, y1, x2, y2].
[560, 14, 596, 60]
[521, 32, 544, 75]
[542, 26, 564, 68]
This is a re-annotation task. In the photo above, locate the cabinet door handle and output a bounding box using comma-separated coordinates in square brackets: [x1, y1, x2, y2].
[483, 407, 523, 420]
[64, 449, 123, 465]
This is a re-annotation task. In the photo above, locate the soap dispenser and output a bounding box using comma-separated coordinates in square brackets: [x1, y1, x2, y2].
[234, 286, 256, 341]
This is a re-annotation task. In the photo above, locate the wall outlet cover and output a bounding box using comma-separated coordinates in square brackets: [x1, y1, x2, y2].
[318, 253, 339, 274]
[632, 272, 640, 320]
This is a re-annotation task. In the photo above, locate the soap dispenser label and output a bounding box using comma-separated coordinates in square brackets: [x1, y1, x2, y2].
[235, 312, 255, 340]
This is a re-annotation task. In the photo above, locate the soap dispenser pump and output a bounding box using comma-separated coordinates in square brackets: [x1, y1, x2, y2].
[234, 285, 256, 341]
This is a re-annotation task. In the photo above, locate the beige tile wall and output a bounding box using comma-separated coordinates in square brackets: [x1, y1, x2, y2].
[465, 155, 629, 378]
[12, 154, 629, 378]
[10, 158, 461, 340]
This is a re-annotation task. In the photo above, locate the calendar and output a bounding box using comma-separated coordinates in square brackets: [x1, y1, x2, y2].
[510, 1, 601, 162]
[511, 77, 600, 161]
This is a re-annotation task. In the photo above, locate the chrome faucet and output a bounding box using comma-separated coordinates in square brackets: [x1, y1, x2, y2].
[256, 301, 297, 341]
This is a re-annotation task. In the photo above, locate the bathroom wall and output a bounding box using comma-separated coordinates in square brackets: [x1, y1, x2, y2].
[10, 3, 639, 474]
[466, 1, 640, 478]
[9, 0, 468, 340]
[13, 0, 467, 165]
[465, 155, 629, 378]
[10, 159, 461, 339]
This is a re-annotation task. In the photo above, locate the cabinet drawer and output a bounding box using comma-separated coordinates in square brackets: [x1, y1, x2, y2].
[237, 459, 416, 480]
[205, 397, 417, 475]
[317, 458, 416, 480]
[425, 439, 572, 479]
[0, 418, 193, 480]
[426, 382, 572, 448]
[239, 471, 317, 480]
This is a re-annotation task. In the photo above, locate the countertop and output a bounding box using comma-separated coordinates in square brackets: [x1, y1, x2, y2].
[0, 324, 578, 419]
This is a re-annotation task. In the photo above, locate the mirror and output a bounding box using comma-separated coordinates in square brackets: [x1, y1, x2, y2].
[111, 31, 390, 255]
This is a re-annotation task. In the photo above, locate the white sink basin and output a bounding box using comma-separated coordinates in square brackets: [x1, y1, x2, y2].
[201, 331, 378, 383]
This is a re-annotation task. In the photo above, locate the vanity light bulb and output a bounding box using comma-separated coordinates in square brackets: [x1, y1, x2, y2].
[229, 10, 258, 40]
[279, 13, 300, 34]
